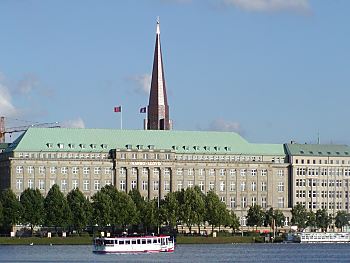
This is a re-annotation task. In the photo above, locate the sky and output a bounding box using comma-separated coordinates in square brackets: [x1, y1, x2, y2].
[0, 0, 349, 145]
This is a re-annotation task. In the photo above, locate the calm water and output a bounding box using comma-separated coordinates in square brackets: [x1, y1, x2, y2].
[0, 243, 350, 262]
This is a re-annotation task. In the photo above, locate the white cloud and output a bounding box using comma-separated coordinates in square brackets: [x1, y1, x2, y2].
[0, 74, 18, 117]
[127, 73, 151, 95]
[223, 0, 310, 13]
[61, 118, 85, 128]
[208, 118, 242, 133]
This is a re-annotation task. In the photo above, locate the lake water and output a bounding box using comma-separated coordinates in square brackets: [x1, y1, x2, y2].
[0, 243, 350, 262]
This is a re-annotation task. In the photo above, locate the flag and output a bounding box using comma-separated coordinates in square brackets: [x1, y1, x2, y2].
[114, 106, 122, 112]
[140, 107, 147, 113]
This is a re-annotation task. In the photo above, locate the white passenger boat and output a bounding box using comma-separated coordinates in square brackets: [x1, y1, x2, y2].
[299, 232, 350, 243]
[93, 235, 175, 253]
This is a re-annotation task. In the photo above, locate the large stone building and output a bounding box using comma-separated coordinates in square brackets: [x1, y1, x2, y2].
[0, 20, 349, 227]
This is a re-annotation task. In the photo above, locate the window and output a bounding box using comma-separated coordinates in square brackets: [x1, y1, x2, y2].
[72, 167, 78, 174]
[230, 197, 236, 208]
[230, 169, 236, 176]
[61, 180, 67, 191]
[131, 153, 137, 159]
[132, 167, 137, 176]
[220, 196, 226, 203]
[142, 168, 148, 176]
[83, 167, 89, 175]
[131, 180, 137, 189]
[278, 197, 284, 208]
[164, 168, 170, 176]
[251, 182, 256, 191]
[188, 181, 194, 188]
[240, 182, 246, 191]
[188, 169, 194, 176]
[209, 169, 215, 176]
[220, 181, 225, 192]
[27, 166, 34, 174]
[61, 167, 68, 174]
[230, 181, 236, 191]
[153, 181, 159, 191]
[83, 180, 90, 191]
[261, 169, 267, 176]
[164, 181, 170, 192]
[209, 181, 215, 190]
[261, 196, 267, 208]
[72, 180, 78, 190]
[50, 166, 57, 174]
[120, 180, 126, 191]
[39, 179, 45, 190]
[16, 166, 23, 174]
[94, 167, 101, 175]
[220, 169, 225, 176]
[251, 196, 257, 206]
[240, 169, 246, 177]
[251, 169, 257, 176]
[142, 181, 148, 191]
[94, 180, 100, 191]
[177, 168, 183, 176]
[28, 179, 34, 189]
[199, 181, 204, 192]
[16, 179, 23, 190]
[261, 182, 267, 192]
[241, 196, 247, 208]
[199, 168, 204, 176]
[278, 182, 284, 192]
[104, 168, 111, 174]
[39, 166, 45, 174]
[278, 170, 284, 176]
[165, 154, 170, 160]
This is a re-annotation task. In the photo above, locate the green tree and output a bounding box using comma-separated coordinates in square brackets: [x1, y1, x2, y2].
[44, 184, 72, 232]
[0, 201, 3, 227]
[291, 203, 308, 230]
[264, 208, 274, 227]
[20, 188, 44, 235]
[181, 187, 205, 234]
[143, 199, 159, 233]
[316, 209, 331, 231]
[128, 188, 145, 230]
[114, 190, 139, 230]
[273, 209, 285, 232]
[67, 188, 92, 234]
[307, 211, 316, 229]
[0, 189, 22, 231]
[160, 191, 180, 232]
[335, 211, 350, 229]
[227, 211, 240, 233]
[92, 187, 113, 228]
[205, 190, 229, 234]
[246, 205, 265, 229]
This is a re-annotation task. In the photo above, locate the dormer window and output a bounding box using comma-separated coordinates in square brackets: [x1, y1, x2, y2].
[148, 145, 155, 150]
[47, 143, 53, 148]
[126, 144, 132, 150]
[80, 144, 86, 149]
[58, 143, 64, 149]
[91, 144, 96, 149]
[137, 145, 143, 150]
[101, 144, 107, 149]
[183, 146, 189, 150]
[69, 143, 75, 149]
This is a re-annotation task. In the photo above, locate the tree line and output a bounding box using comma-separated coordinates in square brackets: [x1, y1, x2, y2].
[1, 185, 349, 236]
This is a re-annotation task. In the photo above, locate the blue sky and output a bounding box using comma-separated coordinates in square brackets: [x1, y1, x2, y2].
[0, 0, 349, 145]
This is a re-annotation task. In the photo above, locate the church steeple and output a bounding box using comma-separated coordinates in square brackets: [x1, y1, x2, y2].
[145, 18, 172, 130]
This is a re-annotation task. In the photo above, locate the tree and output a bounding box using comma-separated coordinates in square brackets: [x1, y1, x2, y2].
[205, 190, 229, 234]
[67, 188, 92, 234]
[316, 209, 331, 231]
[114, 191, 139, 230]
[291, 204, 308, 230]
[227, 211, 240, 233]
[160, 192, 180, 233]
[128, 188, 145, 230]
[247, 205, 265, 229]
[264, 208, 274, 227]
[0, 189, 22, 231]
[92, 188, 113, 228]
[307, 211, 316, 229]
[335, 211, 350, 229]
[143, 199, 159, 233]
[44, 184, 71, 232]
[273, 209, 285, 232]
[20, 188, 44, 235]
[180, 187, 206, 234]
[0, 201, 3, 227]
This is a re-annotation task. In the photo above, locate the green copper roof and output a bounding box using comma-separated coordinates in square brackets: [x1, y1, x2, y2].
[5, 128, 286, 156]
[285, 143, 350, 157]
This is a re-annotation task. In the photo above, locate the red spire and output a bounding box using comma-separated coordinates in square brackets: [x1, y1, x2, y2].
[145, 18, 172, 130]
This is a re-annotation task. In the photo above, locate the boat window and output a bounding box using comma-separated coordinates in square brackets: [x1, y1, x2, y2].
[147, 239, 152, 244]
[132, 240, 137, 244]
[104, 239, 114, 245]
[153, 239, 158, 244]
[125, 240, 130, 245]
[119, 240, 124, 245]
[137, 239, 141, 244]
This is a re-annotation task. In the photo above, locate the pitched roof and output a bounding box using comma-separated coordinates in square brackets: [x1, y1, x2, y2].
[5, 127, 286, 156]
[285, 143, 350, 157]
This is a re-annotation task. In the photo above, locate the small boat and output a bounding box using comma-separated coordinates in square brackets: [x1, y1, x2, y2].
[299, 232, 350, 243]
[93, 235, 175, 254]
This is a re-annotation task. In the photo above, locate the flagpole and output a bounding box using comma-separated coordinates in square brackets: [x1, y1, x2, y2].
[120, 108, 123, 130]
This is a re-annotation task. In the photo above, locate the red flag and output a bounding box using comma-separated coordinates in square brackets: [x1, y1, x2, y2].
[140, 107, 146, 113]
[114, 106, 122, 112]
